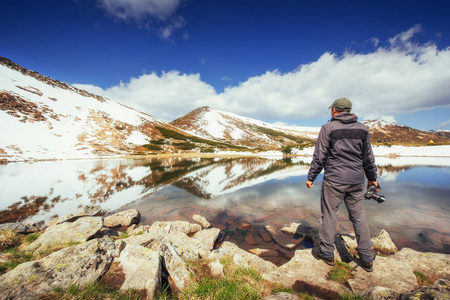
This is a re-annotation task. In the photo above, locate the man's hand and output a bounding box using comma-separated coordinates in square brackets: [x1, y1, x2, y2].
[306, 180, 314, 188]
[368, 181, 380, 192]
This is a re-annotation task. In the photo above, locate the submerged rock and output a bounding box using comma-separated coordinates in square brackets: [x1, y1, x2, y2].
[56, 205, 102, 224]
[265, 224, 303, 250]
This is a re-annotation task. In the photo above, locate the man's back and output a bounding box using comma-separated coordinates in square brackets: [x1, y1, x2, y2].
[308, 112, 377, 185]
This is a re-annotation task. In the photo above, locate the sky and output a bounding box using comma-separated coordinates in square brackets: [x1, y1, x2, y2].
[1, 0, 450, 130]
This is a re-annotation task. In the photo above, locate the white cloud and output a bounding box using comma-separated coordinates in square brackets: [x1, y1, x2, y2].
[75, 25, 450, 123]
[363, 114, 397, 123]
[441, 120, 450, 127]
[97, 0, 184, 38]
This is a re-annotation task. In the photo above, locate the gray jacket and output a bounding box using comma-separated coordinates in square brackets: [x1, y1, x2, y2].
[307, 112, 377, 184]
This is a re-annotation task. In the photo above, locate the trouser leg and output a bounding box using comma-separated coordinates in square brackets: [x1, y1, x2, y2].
[319, 180, 345, 258]
[344, 184, 375, 262]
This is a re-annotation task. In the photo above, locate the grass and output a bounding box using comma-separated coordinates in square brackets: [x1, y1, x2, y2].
[413, 270, 432, 286]
[48, 282, 146, 300]
[0, 229, 81, 276]
[328, 261, 354, 284]
[179, 257, 302, 300]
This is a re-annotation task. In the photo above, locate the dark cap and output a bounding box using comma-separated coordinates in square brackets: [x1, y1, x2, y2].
[329, 97, 352, 111]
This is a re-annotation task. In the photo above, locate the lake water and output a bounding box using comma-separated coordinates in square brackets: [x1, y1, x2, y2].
[1, 156, 449, 264]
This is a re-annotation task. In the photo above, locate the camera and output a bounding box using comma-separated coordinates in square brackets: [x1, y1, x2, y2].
[364, 184, 385, 203]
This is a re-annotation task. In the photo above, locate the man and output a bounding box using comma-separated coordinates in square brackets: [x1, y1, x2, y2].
[306, 97, 378, 272]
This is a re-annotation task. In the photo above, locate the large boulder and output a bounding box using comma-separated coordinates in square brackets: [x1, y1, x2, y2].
[263, 249, 349, 299]
[26, 217, 103, 253]
[392, 248, 450, 281]
[104, 209, 140, 228]
[164, 232, 211, 259]
[0, 237, 117, 300]
[209, 241, 277, 275]
[116, 243, 162, 299]
[347, 256, 418, 296]
[56, 205, 102, 224]
[371, 229, 398, 254]
[399, 278, 450, 300]
[192, 214, 211, 229]
[149, 221, 201, 236]
[159, 237, 194, 295]
[193, 228, 220, 251]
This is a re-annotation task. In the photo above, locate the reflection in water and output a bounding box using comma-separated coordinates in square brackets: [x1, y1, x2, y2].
[1, 157, 449, 258]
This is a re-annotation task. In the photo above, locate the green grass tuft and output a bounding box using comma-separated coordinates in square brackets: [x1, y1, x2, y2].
[328, 261, 353, 283]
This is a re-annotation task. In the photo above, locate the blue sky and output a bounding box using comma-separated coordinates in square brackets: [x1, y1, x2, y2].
[1, 0, 450, 130]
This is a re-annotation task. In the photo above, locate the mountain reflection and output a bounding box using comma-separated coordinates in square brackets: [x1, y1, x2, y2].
[1, 157, 449, 255]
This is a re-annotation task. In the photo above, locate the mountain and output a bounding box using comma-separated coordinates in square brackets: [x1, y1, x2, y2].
[361, 120, 450, 144]
[428, 129, 450, 139]
[170, 106, 319, 149]
[0, 57, 231, 161]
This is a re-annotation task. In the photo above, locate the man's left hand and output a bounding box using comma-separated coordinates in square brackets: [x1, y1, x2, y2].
[306, 180, 314, 188]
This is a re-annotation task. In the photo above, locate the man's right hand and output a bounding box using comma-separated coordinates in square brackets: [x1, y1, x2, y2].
[368, 181, 380, 192]
[306, 180, 314, 188]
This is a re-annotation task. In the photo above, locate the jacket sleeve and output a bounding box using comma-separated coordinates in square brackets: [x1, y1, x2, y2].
[362, 131, 377, 181]
[307, 125, 330, 182]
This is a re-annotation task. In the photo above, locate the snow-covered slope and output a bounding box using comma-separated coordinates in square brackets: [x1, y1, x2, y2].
[170, 106, 319, 148]
[0, 57, 188, 161]
[361, 120, 450, 144]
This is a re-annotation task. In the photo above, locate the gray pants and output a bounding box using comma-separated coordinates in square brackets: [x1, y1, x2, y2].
[319, 179, 375, 262]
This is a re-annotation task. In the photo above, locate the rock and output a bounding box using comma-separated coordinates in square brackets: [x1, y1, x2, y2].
[0, 237, 117, 299]
[392, 248, 450, 280]
[275, 245, 295, 259]
[122, 232, 161, 250]
[26, 217, 103, 253]
[249, 248, 279, 257]
[56, 205, 102, 224]
[263, 249, 350, 299]
[209, 241, 277, 275]
[164, 232, 211, 259]
[159, 237, 193, 295]
[0, 221, 46, 234]
[208, 260, 225, 279]
[127, 225, 150, 236]
[239, 223, 253, 231]
[192, 214, 211, 229]
[261, 292, 300, 300]
[193, 228, 220, 251]
[245, 233, 258, 245]
[116, 244, 162, 298]
[280, 222, 302, 235]
[104, 209, 140, 228]
[341, 232, 358, 249]
[362, 286, 398, 300]
[399, 278, 450, 300]
[149, 221, 201, 236]
[347, 256, 418, 295]
[258, 228, 273, 242]
[372, 229, 398, 254]
[265, 225, 303, 250]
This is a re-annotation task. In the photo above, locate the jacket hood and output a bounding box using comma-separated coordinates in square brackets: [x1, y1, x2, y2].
[331, 112, 358, 124]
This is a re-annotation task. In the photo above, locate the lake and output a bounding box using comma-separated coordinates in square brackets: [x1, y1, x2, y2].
[1, 156, 449, 264]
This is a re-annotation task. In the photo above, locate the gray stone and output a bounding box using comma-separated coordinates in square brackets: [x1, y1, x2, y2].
[208, 260, 224, 279]
[193, 214, 211, 229]
[149, 220, 201, 236]
[0, 237, 117, 300]
[399, 278, 450, 300]
[209, 241, 277, 274]
[164, 232, 210, 259]
[104, 209, 140, 228]
[127, 224, 150, 236]
[361, 286, 398, 300]
[258, 228, 273, 242]
[56, 205, 102, 224]
[263, 249, 350, 299]
[341, 232, 358, 249]
[392, 248, 450, 280]
[116, 244, 162, 298]
[261, 292, 301, 300]
[371, 229, 398, 254]
[193, 228, 220, 251]
[122, 232, 161, 250]
[26, 217, 103, 253]
[0, 221, 46, 234]
[159, 237, 193, 295]
[347, 256, 418, 295]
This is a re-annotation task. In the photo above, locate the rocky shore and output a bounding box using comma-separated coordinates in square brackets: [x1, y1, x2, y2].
[0, 206, 449, 299]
